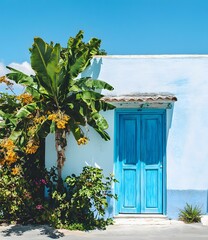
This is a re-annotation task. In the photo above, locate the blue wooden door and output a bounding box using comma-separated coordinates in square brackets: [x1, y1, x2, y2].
[117, 112, 164, 214]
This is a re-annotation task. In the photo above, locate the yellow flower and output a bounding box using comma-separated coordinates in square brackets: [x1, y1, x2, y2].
[77, 137, 88, 145]
[28, 125, 37, 135]
[16, 93, 33, 104]
[0, 76, 13, 86]
[0, 159, 5, 166]
[6, 150, 16, 159]
[1, 139, 15, 150]
[12, 167, 20, 175]
[25, 140, 39, 154]
[48, 113, 57, 121]
[34, 116, 46, 124]
[5, 150, 19, 165]
[0, 139, 19, 165]
[48, 111, 70, 129]
[26, 146, 39, 154]
[0, 76, 6, 83]
[56, 120, 67, 129]
[63, 115, 70, 121]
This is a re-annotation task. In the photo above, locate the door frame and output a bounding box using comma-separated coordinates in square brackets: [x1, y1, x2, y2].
[114, 108, 167, 215]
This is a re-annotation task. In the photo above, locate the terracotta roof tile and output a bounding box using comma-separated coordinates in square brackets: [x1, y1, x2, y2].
[102, 93, 177, 103]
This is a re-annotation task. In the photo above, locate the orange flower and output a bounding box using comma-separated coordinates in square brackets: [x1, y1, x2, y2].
[28, 125, 37, 136]
[56, 120, 67, 129]
[16, 93, 33, 104]
[6, 150, 18, 163]
[48, 113, 57, 121]
[0, 139, 19, 165]
[77, 137, 88, 145]
[48, 111, 70, 129]
[34, 116, 46, 124]
[0, 76, 13, 86]
[63, 115, 70, 121]
[25, 140, 39, 154]
[11, 167, 20, 175]
[1, 139, 15, 150]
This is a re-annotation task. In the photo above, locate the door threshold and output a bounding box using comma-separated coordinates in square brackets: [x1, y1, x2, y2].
[114, 214, 168, 219]
[113, 214, 170, 225]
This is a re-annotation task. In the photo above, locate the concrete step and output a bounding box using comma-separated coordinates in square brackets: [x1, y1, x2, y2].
[113, 214, 179, 225]
[114, 214, 168, 219]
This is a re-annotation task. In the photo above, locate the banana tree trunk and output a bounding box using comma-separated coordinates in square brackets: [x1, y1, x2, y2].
[55, 128, 67, 184]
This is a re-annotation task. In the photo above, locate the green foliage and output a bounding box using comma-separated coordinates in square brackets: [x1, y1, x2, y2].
[1, 30, 114, 180]
[97, 49, 107, 55]
[49, 166, 118, 230]
[0, 93, 20, 139]
[178, 203, 202, 223]
[5, 30, 114, 146]
[0, 32, 116, 230]
[0, 164, 117, 230]
[0, 164, 50, 224]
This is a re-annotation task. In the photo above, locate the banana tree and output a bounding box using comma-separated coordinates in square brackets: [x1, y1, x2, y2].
[4, 31, 115, 181]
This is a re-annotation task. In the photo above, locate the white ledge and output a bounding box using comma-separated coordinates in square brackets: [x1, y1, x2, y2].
[95, 54, 208, 59]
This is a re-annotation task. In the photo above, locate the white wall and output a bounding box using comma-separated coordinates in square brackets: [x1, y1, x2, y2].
[46, 111, 115, 178]
[46, 55, 208, 190]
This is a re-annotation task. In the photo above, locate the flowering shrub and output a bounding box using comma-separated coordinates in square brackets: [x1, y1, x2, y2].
[0, 162, 117, 230]
[0, 165, 49, 224]
[48, 111, 70, 129]
[0, 139, 19, 165]
[16, 93, 33, 105]
[0, 32, 115, 230]
[0, 90, 114, 229]
[49, 166, 118, 230]
[11, 166, 20, 175]
[25, 140, 39, 154]
[0, 142, 54, 225]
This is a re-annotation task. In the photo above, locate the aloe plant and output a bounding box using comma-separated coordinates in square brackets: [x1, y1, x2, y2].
[178, 203, 202, 223]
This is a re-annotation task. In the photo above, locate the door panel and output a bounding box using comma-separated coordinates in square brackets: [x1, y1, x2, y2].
[145, 169, 159, 208]
[119, 114, 140, 213]
[117, 112, 164, 214]
[141, 114, 163, 213]
[122, 118, 137, 165]
[123, 169, 136, 208]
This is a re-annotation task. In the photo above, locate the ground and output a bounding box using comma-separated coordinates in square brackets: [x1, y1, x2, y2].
[1, 221, 208, 239]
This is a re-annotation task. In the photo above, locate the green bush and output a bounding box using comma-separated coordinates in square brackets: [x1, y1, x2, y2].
[0, 164, 117, 230]
[0, 165, 50, 224]
[178, 203, 202, 223]
[49, 166, 118, 230]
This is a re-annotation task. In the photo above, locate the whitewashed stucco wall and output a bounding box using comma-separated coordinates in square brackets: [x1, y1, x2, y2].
[46, 110, 115, 178]
[46, 55, 208, 191]
[95, 55, 208, 190]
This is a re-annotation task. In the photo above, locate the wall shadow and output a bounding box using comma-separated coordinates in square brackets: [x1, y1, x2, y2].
[81, 58, 102, 79]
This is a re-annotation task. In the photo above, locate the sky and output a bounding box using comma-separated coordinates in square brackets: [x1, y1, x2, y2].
[1, 0, 208, 66]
